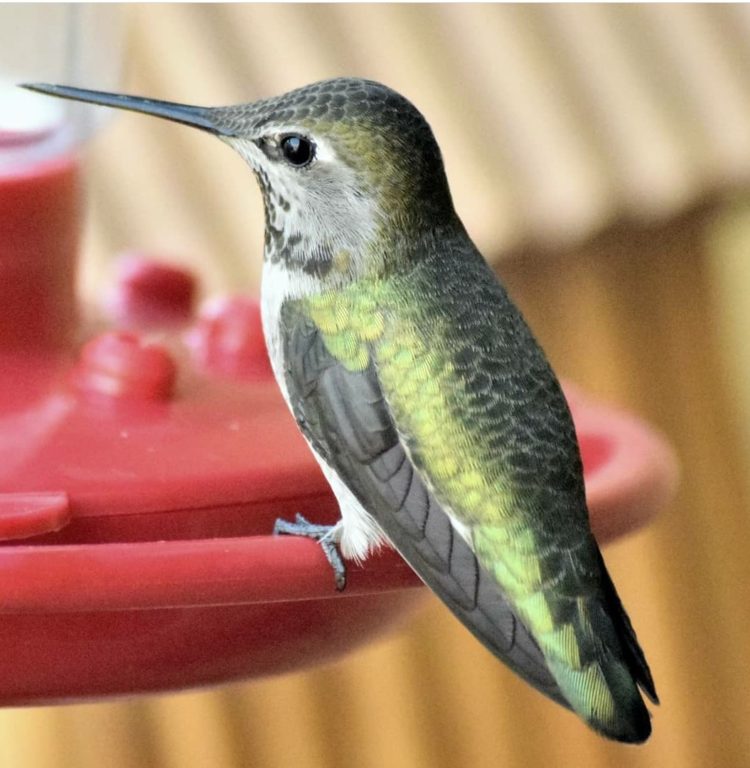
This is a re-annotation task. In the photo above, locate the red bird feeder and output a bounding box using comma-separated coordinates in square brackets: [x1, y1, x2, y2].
[0, 139, 677, 706]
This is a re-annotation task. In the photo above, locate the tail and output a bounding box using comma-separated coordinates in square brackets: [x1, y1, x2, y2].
[541, 551, 658, 743]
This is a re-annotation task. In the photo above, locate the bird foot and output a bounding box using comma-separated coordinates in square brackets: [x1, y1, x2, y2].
[273, 514, 347, 591]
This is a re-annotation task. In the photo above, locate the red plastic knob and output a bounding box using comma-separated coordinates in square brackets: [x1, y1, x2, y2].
[186, 296, 273, 380]
[73, 331, 177, 400]
[108, 253, 197, 328]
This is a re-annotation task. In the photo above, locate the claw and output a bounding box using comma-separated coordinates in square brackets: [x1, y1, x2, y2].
[273, 514, 347, 590]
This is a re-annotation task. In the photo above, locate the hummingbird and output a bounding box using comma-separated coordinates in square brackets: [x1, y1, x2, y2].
[25, 78, 657, 742]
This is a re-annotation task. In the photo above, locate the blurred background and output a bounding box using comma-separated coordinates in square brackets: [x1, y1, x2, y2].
[3, 3, 750, 767]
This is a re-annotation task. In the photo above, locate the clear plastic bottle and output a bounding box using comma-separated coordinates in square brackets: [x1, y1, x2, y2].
[0, 5, 121, 348]
[0, 5, 122, 170]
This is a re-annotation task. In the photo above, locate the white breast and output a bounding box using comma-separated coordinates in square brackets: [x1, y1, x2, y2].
[260, 260, 388, 562]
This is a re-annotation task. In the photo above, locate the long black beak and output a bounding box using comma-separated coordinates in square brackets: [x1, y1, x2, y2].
[21, 83, 232, 136]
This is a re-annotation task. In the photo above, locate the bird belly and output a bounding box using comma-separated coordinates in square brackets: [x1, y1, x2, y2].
[261, 261, 387, 561]
[314, 453, 389, 562]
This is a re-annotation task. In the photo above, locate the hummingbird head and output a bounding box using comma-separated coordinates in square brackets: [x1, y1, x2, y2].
[23, 78, 458, 282]
[215, 78, 457, 279]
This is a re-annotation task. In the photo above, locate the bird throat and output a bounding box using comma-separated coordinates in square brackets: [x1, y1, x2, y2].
[257, 177, 381, 286]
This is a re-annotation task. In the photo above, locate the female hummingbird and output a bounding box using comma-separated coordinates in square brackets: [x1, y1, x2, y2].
[25, 78, 657, 742]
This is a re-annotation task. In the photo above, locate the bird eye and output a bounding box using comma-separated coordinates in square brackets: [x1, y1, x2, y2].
[280, 134, 314, 167]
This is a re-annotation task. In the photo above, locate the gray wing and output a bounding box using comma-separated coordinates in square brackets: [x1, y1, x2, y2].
[282, 301, 571, 708]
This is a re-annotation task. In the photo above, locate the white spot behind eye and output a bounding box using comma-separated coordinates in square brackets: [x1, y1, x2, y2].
[311, 136, 335, 163]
